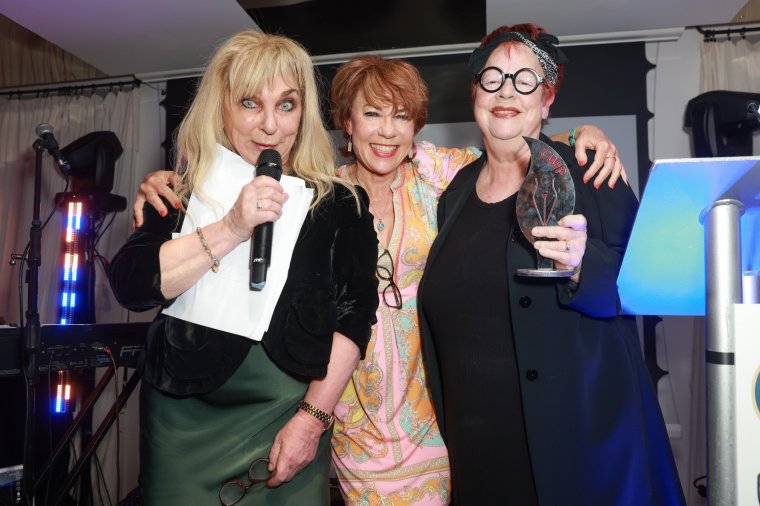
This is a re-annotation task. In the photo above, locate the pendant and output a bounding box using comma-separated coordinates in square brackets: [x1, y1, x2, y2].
[377, 221, 385, 231]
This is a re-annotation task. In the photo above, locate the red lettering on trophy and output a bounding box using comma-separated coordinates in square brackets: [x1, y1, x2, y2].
[539, 148, 567, 175]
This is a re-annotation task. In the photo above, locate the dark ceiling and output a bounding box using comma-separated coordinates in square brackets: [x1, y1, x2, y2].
[245, 0, 486, 56]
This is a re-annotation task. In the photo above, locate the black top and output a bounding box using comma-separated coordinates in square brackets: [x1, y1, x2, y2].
[419, 137, 685, 505]
[422, 189, 538, 504]
[108, 183, 379, 395]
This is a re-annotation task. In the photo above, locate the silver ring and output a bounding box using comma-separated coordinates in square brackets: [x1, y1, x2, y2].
[256, 199, 263, 212]
[565, 242, 571, 253]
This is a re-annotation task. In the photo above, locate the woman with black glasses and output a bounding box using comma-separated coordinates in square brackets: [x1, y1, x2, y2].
[418, 24, 685, 504]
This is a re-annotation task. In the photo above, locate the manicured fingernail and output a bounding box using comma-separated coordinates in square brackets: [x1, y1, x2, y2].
[594, 181, 601, 189]
[579, 160, 586, 166]
[160, 209, 167, 216]
[583, 177, 589, 184]
[174, 202, 180, 209]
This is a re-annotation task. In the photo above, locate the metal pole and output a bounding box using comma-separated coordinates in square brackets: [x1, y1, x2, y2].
[701, 198, 744, 505]
[22, 141, 46, 506]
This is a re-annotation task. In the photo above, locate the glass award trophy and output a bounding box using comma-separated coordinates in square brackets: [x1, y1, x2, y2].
[516, 136, 576, 277]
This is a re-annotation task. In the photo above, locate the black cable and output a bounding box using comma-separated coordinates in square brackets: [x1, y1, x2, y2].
[693, 475, 707, 498]
[87, 345, 119, 505]
[68, 438, 80, 502]
[93, 212, 117, 247]
[92, 212, 117, 280]
[45, 354, 54, 506]
[94, 252, 110, 276]
[22, 361, 33, 506]
[92, 453, 110, 506]
[106, 348, 120, 504]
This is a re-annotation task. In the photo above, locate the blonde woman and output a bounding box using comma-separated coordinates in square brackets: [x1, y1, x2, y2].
[108, 30, 378, 505]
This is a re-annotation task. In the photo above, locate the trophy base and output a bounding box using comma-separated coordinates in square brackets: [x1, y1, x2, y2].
[516, 268, 575, 278]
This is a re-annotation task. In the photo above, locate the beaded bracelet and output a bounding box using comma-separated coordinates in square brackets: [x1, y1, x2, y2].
[195, 227, 220, 273]
[568, 127, 577, 147]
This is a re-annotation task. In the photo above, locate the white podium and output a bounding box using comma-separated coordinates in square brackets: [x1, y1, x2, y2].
[619, 157, 760, 505]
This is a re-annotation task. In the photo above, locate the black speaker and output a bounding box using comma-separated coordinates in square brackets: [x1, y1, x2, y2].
[60, 131, 123, 193]
[685, 90, 760, 157]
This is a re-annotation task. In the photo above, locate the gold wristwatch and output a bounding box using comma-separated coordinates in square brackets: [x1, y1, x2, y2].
[298, 400, 334, 431]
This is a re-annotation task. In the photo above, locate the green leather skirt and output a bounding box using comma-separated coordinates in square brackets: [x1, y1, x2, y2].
[138, 341, 331, 505]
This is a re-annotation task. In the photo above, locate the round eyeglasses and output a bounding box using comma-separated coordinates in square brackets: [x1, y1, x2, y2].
[475, 67, 545, 95]
[219, 458, 272, 505]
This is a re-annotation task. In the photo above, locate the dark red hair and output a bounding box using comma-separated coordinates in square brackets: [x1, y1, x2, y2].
[471, 23, 565, 102]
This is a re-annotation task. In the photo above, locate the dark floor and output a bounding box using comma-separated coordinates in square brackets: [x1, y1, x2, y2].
[117, 480, 346, 505]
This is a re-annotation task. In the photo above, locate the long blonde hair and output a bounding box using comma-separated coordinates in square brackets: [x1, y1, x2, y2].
[173, 29, 354, 210]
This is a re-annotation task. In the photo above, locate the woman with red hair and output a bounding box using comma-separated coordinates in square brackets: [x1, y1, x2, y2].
[418, 24, 685, 504]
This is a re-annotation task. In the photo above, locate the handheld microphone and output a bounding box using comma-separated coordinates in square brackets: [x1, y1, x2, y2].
[35, 123, 71, 173]
[250, 149, 282, 290]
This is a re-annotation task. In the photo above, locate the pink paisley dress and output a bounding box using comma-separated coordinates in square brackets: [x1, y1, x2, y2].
[332, 142, 480, 506]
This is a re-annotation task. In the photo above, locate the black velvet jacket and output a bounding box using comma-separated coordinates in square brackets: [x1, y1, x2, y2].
[108, 184, 379, 396]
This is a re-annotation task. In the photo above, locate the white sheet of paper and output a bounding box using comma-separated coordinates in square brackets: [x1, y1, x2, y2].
[162, 144, 313, 340]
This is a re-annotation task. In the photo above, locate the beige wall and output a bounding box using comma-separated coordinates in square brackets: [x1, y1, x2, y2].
[1, 14, 105, 88]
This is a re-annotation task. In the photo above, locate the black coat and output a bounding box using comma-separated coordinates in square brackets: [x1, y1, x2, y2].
[108, 183, 379, 396]
[418, 135, 685, 505]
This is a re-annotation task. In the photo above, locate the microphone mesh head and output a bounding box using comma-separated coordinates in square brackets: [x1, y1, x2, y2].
[256, 149, 282, 180]
[257, 149, 281, 167]
[36, 123, 54, 136]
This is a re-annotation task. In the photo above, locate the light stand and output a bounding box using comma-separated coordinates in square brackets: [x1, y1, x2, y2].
[21, 138, 48, 505]
[20, 130, 125, 506]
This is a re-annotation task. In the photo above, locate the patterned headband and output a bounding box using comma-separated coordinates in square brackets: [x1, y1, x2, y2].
[468, 31, 568, 85]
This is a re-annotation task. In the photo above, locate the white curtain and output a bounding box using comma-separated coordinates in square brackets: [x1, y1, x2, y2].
[701, 36, 760, 155]
[701, 37, 760, 92]
[0, 87, 140, 327]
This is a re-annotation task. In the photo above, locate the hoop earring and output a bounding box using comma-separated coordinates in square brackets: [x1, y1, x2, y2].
[347, 137, 352, 153]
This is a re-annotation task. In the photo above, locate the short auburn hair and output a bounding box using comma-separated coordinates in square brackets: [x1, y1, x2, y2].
[331, 55, 429, 143]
